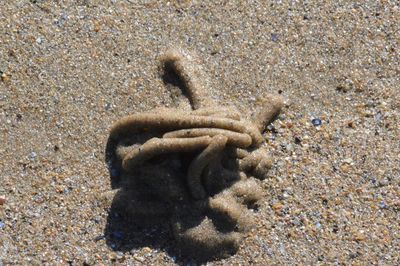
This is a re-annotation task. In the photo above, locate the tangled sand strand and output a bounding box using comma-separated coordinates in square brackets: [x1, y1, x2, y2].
[106, 47, 284, 260]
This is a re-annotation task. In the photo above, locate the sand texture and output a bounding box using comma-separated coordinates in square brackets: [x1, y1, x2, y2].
[1, 1, 399, 265]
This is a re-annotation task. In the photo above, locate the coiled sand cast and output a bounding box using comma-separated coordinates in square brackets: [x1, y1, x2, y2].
[106, 48, 284, 260]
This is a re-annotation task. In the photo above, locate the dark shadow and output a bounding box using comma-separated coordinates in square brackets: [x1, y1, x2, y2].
[161, 60, 186, 90]
[105, 138, 122, 189]
[161, 60, 194, 109]
[104, 135, 242, 265]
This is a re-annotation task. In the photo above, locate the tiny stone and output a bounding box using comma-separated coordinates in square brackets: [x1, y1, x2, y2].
[374, 112, 383, 122]
[0, 196, 5, 205]
[143, 247, 152, 253]
[0, 222, 4, 229]
[315, 222, 321, 229]
[286, 143, 294, 151]
[56, 13, 68, 26]
[94, 235, 105, 241]
[311, 118, 322, 126]
[133, 256, 145, 262]
[343, 158, 353, 164]
[116, 251, 124, 258]
[271, 33, 278, 42]
[28, 151, 37, 160]
[1, 73, 10, 82]
[346, 121, 355, 128]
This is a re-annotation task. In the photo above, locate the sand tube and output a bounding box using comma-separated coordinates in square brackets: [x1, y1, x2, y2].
[110, 112, 263, 146]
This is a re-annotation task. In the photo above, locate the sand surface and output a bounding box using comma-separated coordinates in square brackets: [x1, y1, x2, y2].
[1, 1, 399, 265]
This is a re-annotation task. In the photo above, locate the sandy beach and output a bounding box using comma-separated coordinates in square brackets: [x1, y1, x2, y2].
[1, 1, 399, 265]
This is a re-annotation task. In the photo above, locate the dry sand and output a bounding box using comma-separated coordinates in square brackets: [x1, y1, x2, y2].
[1, 1, 399, 265]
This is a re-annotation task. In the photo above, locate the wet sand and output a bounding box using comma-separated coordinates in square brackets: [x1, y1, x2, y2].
[1, 1, 399, 265]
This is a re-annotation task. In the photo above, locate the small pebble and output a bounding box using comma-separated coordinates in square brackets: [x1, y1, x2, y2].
[133, 255, 145, 262]
[343, 158, 353, 164]
[374, 112, 383, 122]
[28, 151, 37, 160]
[56, 12, 68, 27]
[0, 196, 5, 205]
[311, 118, 322, 126]
[142, 247, 152, 253]
[1, 73, 10, 82]
[315, 222, 322, 230]
[0, 222, 5, 229]
[116, 251, 124, 258]
[94, 235, 105, 241]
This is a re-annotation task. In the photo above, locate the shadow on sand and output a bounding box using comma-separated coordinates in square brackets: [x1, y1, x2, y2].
[102, 137, 239, 265]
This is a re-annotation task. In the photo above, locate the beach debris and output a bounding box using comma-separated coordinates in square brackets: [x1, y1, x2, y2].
[106, 48, 284, 260]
